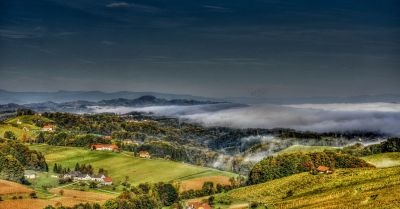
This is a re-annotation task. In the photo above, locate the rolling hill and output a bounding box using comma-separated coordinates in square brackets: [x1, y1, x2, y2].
[29, 144, 236, 185]
[220, 167, 400, 209]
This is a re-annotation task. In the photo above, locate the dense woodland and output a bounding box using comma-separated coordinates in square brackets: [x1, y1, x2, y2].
[0, 139, 48, 182]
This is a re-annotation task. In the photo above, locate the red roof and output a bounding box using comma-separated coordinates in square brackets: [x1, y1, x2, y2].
[43, 124, 55, 128]
[92, 144, 118, 150]
[317, 165, 330, 172]
[103, 176, 112, 182]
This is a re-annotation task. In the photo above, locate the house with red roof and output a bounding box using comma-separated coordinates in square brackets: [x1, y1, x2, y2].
[42, 124, 56, 132]
[317, 165, 332, 174]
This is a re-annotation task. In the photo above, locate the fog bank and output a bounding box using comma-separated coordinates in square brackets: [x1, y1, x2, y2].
[91, 103, 400, 136]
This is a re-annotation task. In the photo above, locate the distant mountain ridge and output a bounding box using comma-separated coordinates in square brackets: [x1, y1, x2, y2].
[1, 95, 224, 113]
[0, 89, 222, 104]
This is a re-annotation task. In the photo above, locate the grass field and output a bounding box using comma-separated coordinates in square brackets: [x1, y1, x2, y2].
[29, 144, 236, 185]
[221, 167, 400, 209]
[277, 145, 340, 154]
[361, 152, 400, 168]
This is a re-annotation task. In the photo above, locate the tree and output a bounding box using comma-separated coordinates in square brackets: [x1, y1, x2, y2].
[0, 154, 24, 182]
[4, 131, 17, 140]
[155, 182, 178, 206]
[59, 189, 64, 196]
[202, 181, 215, 195]
[75, 163, 80, 171]
[89, 181, 97, 189]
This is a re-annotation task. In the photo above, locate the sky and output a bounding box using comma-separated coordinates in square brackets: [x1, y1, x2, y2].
[0, 0, 399, 98]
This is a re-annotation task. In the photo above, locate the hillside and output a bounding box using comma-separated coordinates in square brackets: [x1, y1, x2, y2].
[361, 152, 400, 168]
[277, 145, 341, 154]
[29, 144, 236, 185]
[221, 167, 400, 209]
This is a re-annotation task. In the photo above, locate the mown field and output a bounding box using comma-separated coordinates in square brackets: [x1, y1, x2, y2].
[221, 166, 400, 209]
[29, 144, 236, 185]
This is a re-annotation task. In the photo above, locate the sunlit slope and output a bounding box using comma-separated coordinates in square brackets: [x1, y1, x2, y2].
[361, 152, 400, 168]
[225, 167, 400, 209]
[29, 144, 236, 185]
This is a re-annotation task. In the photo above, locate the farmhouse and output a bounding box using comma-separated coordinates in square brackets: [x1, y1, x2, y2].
[186, 202, 211, 209]
[74, 173, 92, 181]
[24, 170, 36, 179]
[91, 144, 119, 151]
[138, 150, 151, 158]
[102, 176, 113, 185]
[42, 124, 55, 132]
[317, 165, 333, 174]
[64, 172, 113, 185]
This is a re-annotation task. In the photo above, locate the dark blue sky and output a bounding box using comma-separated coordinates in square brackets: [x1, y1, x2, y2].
[0, 0, 399, 98]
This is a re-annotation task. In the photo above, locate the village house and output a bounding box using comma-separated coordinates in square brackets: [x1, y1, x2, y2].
[22, 126, 29, 132]
[16, 119, 22, 125]
[74, 173, 93, 181]
[91, 144, 119, 152]
[138, 150, 151, 158]
[63, 172, 113, 185]
[186, 202, 211, 209]
[24, 170, 36, 179]
[42, 124, 55, 132]
[92, 174, 106, 182]
[317, 165, 333, 174]
[102, 176, 113, 185]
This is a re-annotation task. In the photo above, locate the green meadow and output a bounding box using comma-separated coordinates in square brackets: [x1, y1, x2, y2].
[29, 144, 236, 185]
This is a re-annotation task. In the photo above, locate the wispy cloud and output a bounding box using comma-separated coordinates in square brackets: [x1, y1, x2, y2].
[106, 2, 159, 12]
[0, 29, 42, 39]
[106, 2, 130, 8]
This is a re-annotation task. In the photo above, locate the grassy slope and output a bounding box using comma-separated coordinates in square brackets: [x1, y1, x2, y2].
[29, 144, 236, 185]
[0, 115, 50, 139]
[361, 152, 400, 168]
[277, 145, 340, 154]
[223, 167, 400, 209]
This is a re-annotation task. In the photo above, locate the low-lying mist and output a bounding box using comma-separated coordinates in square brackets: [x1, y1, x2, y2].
[90, 102, 400, 136]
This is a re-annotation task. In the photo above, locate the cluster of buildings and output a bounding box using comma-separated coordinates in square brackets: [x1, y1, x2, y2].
[63, 171, 113, 185]
[91, 143, 151, 159]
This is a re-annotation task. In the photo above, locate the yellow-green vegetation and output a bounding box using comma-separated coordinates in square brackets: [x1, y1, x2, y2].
[0, 115, 52, 139]
[221, 167, 400, 209]
[361, 152, 400, 168]
[29, 144, 236, 185]
[277, 145, 340, 154]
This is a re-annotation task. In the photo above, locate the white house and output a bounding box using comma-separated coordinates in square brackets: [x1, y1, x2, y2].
[24, 170, 36, 179]
[74, 174, 92, 181]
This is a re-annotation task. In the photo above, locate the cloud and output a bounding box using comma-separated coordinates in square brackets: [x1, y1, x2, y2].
[106, 2, 130, 8]
[105, 2, 159, 12]
[89, 103, 400, 136]
[0, 29, 42, 39]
